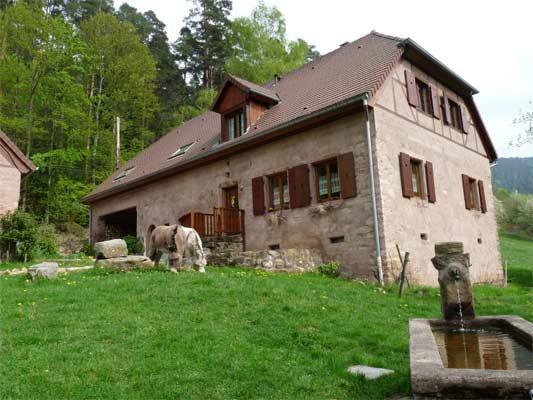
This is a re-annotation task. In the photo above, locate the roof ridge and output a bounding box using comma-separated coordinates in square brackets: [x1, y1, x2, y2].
[369, 30, 405, 43]
[261, 31, 403, 90]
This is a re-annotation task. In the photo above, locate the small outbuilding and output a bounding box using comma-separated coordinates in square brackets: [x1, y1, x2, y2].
[0, 130, 36, 216]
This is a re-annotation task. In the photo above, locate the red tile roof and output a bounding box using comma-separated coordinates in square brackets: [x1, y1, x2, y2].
[0, 130, 36, 174]
[84, 31, 495, 203]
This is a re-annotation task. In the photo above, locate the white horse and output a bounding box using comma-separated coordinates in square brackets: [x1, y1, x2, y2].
[148, 224, 206, 272]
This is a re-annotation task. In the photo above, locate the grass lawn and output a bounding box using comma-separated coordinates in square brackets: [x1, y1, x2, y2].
[0, 234, 531, 399]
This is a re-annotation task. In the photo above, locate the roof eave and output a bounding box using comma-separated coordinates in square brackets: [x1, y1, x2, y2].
[400, 38, 479, 96]
[83, 93, 368, 204]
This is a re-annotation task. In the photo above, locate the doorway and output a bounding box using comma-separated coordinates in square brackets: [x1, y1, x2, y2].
[223, 185, 239, 209]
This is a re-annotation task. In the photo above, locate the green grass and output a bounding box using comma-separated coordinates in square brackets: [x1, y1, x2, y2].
[0, 235, 530, 399]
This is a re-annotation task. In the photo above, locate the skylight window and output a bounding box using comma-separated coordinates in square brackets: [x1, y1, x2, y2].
[113, 166, 135, 181]
[168, 142, 194, 159]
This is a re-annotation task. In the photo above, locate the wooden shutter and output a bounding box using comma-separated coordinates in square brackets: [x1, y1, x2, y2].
[288, 164, 311, 208]
[462, 174, 472, 210]
[460, 105, 469, 133]
[399, 152, 413, 198]
[221, 115, 229, 142]
[425, 161, 436, 203]
[430, 85, 440, 119]
[251, 176, 265, 215]
[338, 152, 357, 199]
[478, 180, 487, 213]
[405, 70, 419, 107]
[442, 96, 451, 125]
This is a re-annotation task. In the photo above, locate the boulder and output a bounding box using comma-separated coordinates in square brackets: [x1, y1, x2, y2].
[94, 239, 128, 259]
[347, 365, 394, 380]
[28, 262, 59, 280]
[95, 255, 154, 271]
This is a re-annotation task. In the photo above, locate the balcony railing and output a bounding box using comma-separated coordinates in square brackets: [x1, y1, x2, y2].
[181, 207, 245, 240]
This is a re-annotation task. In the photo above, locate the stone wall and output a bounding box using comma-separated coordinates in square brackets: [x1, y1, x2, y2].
[207, 248, 323, 273]
[90, 114, 378, 279]
[372, 59, 503, 286]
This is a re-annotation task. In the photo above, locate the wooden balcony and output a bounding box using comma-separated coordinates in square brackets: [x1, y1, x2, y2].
[179, 207, 245, 244]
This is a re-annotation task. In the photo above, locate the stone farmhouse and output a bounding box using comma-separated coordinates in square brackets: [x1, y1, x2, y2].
[83, 32, 502, 285]
[0, 130, 36, 216]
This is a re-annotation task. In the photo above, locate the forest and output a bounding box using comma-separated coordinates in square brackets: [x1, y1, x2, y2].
[0, 0, 318, 235]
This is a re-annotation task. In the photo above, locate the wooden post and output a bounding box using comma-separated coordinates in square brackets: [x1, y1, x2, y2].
[504, 260, 508, 287]
[240, 209, 246, 251]
[190, 211, 195, 231]
[396, 244, 411, 288]
[399, 252, 410, 297]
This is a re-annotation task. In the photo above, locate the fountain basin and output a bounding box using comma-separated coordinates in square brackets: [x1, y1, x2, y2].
[409, 316, 533, 399]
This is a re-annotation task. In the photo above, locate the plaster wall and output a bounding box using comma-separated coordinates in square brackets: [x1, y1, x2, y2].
[373, 60, 502, 285]
[0, 151, 21, 216]
[90, 114, 379, 279]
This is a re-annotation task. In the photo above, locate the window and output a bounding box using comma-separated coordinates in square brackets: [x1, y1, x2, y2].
[268, 172, 289, 211]
[315, 159, 340, 202]
[410, 159, 424, 198]
[448, 99, 462, 130]
[227, 109, 246, 140]
[169, 142, 194, 159]
[416, 79, 432, 114]
[113, 166, 135, 181]
[468, 177, 479, 210]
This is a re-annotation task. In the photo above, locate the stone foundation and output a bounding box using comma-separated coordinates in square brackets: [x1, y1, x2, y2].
[207, 247, 323, 273]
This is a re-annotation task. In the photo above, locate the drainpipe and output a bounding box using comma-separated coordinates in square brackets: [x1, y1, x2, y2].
[363, 94, 384, 286]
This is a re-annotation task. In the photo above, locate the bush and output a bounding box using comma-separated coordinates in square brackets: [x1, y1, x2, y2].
[496, 191, 533, 237]
[123, 235, 144, 255]
[317, 261, 340, 277]
[0, 210, 58, 261]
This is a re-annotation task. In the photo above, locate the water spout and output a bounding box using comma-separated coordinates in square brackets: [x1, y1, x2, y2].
[431, 242, 475, 321]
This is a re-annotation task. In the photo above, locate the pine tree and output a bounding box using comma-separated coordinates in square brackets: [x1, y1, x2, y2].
[175, 0, 232, 90]
[116, 4, 186, 133]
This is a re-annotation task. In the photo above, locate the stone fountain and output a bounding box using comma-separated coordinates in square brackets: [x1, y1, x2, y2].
[409, 242, 533, 399]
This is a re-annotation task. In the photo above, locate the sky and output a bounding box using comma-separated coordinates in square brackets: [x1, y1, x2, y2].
[123, 0, 533, 158]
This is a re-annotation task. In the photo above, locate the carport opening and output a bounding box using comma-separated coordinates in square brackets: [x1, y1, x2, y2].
[101, 207, 137, 240]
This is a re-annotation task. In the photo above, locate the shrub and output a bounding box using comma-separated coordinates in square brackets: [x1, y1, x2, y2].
[0, 210, 58, 261]
[317, 261, 340, 277]
[123, 235, 144, 255]
[496, 191, 533, 237]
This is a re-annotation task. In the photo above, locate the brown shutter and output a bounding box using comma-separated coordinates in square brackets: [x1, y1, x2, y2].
[462, 174, 472, 210]
[460, 104, 469, 133]
[478, 180, 487, 213]
[221, 115, 229, 142]
[405, 70, 419, 107]
[251, 176, 265, 215]
[425, 161, 436, 203]
[442, 96, 451, 125]
[288, 164, 310, 208]
[338, 152, 357, 199]
[399, 152, 413, 198]
[430, 85, 440, 119]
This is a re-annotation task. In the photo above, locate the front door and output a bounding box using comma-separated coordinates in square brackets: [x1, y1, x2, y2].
[224, 185, 239, 209]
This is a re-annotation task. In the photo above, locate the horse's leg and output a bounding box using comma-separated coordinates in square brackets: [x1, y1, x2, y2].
[152, 250, 162, 267]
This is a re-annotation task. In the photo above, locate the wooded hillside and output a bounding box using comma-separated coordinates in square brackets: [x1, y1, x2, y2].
[492, 157, 533, 194]
[0, 0, 317, 230]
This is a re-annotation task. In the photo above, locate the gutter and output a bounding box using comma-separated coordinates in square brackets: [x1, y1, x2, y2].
[83, 93, 369, 204]
[362, 94, 384, 286]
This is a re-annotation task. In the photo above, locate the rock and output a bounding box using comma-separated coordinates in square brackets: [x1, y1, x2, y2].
[94, 239, 128, 259]
[347, 365, 394, 380]
[95, 255, 154, 271]
[28, 262, 59, 280]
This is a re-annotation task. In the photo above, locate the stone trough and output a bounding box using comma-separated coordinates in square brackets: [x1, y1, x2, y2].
[409, 242, 533, 399]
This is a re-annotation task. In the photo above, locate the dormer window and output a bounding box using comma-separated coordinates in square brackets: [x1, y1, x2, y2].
[113, 166, 135, 181]
[227, 108, 246, 140]
[168, 142, 194, 160]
